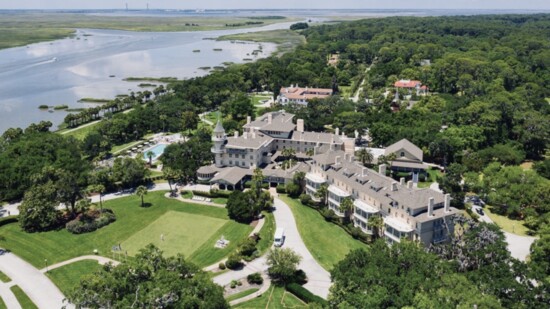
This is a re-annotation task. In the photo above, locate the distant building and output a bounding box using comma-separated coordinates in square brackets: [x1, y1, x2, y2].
[394, 79, 428, 96]
[277, 85, 333, 105]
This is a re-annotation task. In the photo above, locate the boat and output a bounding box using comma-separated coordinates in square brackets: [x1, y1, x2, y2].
[52, 57, 58, 62]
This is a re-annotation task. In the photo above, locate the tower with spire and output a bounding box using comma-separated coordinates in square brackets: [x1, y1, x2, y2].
[212, 118, 227, 167]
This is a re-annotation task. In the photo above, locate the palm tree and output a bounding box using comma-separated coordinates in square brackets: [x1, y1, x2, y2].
[339, 197, 354, 221]
[315, 183, 329, 206]
[163, 167, 181, 193]
[146, 151, 154, 166]
[90, 184, 105, 211]
[135, 185, 148, 207]
[355, 148, 374, 167]
[281, 148, 296, 169]
[367, 216, 384, 239]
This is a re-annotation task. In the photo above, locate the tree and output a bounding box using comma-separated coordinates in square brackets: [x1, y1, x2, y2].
[290, 22, 309, 30]
[315, 183, 329, 206]
[220, 93, 254, 122]
[89, 184, 105, 211]
[135, 185, 148, 207]
[226, 191, 256, 223]
[181, 111, 198, 136]
[146, 151, 154, 166]
[112, 157, 148, 188]
[67, 245, 228, 308]
[18, 183, 60, 232]
[338, 197, 354, 220]
[367, 215, 383, 239]
[266, 248, 302, 285]
[355, 148, 374, 167]
[162, 166, 181, 192]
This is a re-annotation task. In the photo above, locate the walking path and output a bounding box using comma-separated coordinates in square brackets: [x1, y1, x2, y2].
[0, 281, 21, 309]
[228, 276, 272, 306]
[0, 252, 73, 309]
[477, 212, 536, 261]
[40, 255, 120, 273]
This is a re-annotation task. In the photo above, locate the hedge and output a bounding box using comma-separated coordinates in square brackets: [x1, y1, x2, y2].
[192, 190, 232, 198]
[286, 283, 328, 306]
[0, 216, 18, 227]
[276, 184, 286, 193]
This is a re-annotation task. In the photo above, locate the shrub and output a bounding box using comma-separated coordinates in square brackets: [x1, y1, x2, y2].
[292, 269, 308, 285]
[418, 173, 427, 182]
[225, 253, 243, 270]
[285, 183, 301, 198]
[350, 226, 363, 239]
[66, 209, 116, 234]
[247, 272, 264, 285]
[218, 262, 226, 270]
[276, 184, 286, 193]
[239, 238, 258, 257]
[230, 281, 237, 289]
[286, 283, 328, 305]
[320, 208, 335, 222]
[299, 194, 312, 206]
[244, 181, 252, 189]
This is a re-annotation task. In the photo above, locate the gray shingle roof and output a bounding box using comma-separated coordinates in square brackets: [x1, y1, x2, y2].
[226, 135, 273, 149]
[214, 120, 225, 133]
[211, 167, 252, 185]
[385, 139, 423, 161]
[244, 111, 295, 132]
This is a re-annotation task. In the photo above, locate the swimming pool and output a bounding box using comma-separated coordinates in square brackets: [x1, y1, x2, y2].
[143, 144, 167, 161]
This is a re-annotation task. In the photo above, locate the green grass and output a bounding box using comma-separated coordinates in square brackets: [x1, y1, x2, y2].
[0, 13, 295, 50]
[10, 286, 38, 309]
[0, 270, 11, 283]
[111, 140, 143, 154]
[256, 212, 276, 255]
[485, 206, 530, 236]
[217, 29, 306, 54]
[234, 286, 306, 309]
[0, 295, 5, 309]
[251, 95, 271, 106]
[205, 111, 220, 125]
[46, 260, 103, 296]
[417, 167, 443, 188]
[149, 169, 164, 177]
[0, 191, 252, 268]
[226, 288, 260, 302]
[122, 211, 226, 257]
[59, 121, 101, 140]
[279, 196, 366, 271]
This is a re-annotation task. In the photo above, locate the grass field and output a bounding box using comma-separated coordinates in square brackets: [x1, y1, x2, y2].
[485, 206, 530, 236]
[280, 196, 366, 271]
[234, 286, 306, 309]
[417, 167, 443, 188]
[0, 270, 11, 283]
[10, 286, 38, 309]
[0, 13, 294, 50]
[0, 296, 5, 309]
[217, 29, 306, 54]
[0, 191, 252, 268]
[122, 211, 226, 257]
[58, 121, 101, 140]
[46, 260, 103, 296]
[251, 95, 272, 106]
[226, 288, 260, 302]
[256, 212, 276, 255]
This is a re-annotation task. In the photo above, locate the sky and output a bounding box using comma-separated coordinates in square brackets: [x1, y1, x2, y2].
[1, 1, 549, 10]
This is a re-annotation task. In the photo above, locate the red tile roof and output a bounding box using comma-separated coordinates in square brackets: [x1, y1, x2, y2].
[394, 80, 422, 88]
[279, 86, 333, 101]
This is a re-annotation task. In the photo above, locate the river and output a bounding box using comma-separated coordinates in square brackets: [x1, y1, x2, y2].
[0, 21, 298, 133]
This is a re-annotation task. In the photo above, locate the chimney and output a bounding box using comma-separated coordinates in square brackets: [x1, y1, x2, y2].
[428, 197, 434, 217]
[391, 182, 398, 192]
[234, 131, 239, 138]
[379, 164, 387, 175]
[247, 116, 251, 124]
[407, 180, 413, 189]
[297, 119, 304, 132]
[349, 155, 354, 162]
[243, 132, 248, 139]
[335, 127, 340, 136]
[444, 194, 451, 213]
[400, 177, 405, 186]
[268, 113, 272, 124]
[362, 167, 368, 177]
[335, 156, 341, 165]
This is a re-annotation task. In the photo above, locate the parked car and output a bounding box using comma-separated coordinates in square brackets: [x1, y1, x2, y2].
[475, 207, 484, 216]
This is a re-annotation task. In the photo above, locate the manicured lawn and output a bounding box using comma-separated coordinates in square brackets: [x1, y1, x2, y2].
[59, 121, 101, 140]
[250, 95, 271, 106]
[256, 212, 276, 255]
[46, 260, 102, 296]
[279, 196, 366, 271]
[226, 287, 260, 302]
[122, 211, 226, 257]
[0, 191, 251, 268]
[0, 296, 6, 309]
[0, 270, 11, 283]
[234, 286, 306, 309]
[485, 206, 530, 236]
[10, 286, 37, 309]
[111, 140, 143, 154]
[417, 167, 443, 188]
[205, 111, 220, 125]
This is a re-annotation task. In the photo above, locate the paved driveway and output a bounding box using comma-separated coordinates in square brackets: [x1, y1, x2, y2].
[272, 197, 331, 298]
[476, 208, 536, 261]
[0, 252, 73, 309]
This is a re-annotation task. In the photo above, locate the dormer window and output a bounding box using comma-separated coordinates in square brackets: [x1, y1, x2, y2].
[400, 151, 405, 157]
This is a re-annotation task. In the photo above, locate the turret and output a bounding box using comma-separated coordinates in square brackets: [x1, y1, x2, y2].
[212, 119, 226, 167]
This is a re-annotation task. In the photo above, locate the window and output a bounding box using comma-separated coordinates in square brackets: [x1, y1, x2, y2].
[400, 151, 405, 157]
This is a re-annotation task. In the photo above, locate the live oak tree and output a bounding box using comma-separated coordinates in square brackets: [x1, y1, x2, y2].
[67, 245, 228, 308]
[266, 248, 302, 285]
[18, 183, 60, 232]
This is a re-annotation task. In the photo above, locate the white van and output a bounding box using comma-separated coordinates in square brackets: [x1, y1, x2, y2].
[274, 228, 285, 247]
